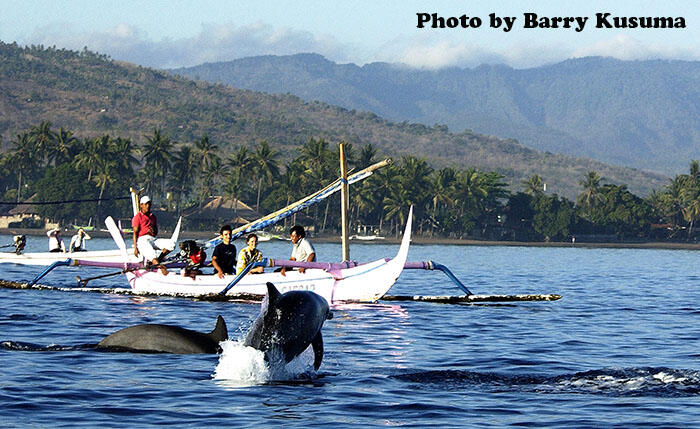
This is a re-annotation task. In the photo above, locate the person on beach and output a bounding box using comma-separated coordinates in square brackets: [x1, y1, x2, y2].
[236, 233, 264, 274]
[212, 224, 237, 279]
[132, 195, 170, 275]
[280, 225, 315, 276]
[47, 227, 66, 252]
[69, 228, 91, 252]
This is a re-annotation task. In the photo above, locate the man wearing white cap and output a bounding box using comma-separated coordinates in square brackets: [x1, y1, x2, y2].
[131, 195, 170, 275]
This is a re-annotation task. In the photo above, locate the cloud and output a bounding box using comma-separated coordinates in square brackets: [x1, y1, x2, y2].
[376, 35, 570, 69]
[572, 34, 700, 62]
[19, 23, 700, 70]
[24, 22, 352, 69]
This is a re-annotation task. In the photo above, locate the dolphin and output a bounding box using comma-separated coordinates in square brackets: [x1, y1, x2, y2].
[244, 282, 332, 370]
[96, 315, 228, 354]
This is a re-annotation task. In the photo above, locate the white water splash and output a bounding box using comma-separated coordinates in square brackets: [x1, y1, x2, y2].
[652, 371, 688, 384]
[560, 368, 699, 393]
[212, 339, 316, 386]
[212, 340, 269, 386]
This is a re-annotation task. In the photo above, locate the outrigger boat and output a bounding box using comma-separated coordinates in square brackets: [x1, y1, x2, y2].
[0, 248, 140, 266]
[0, 218, 181, 267]
[26, 152, 561, 304]
[107, 208, 412, 303]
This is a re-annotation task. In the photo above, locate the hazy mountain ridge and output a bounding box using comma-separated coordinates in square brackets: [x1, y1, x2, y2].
[175, 54, 700, 175]
[0, 42, 667, 198]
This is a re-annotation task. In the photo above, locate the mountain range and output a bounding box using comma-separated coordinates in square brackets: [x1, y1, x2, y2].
[174, 53, 700, 176]
[0, 42, 668, 199]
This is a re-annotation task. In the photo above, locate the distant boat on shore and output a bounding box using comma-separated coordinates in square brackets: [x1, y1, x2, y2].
[349, 234, 385, 241]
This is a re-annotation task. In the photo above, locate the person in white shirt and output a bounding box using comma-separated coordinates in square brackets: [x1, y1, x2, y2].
[69, 228, 91, 252]
[47, 227, 66, 253]
[281, 225, 315, 276]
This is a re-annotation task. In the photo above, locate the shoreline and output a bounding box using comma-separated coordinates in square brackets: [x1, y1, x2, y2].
[2, 227, 700, 250]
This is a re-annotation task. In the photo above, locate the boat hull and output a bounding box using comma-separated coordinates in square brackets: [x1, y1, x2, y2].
[126, 253, 406, 304]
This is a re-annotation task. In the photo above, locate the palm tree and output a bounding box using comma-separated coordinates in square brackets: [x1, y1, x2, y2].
[429, 167, 457, 234]
[356, 143, 378, 169]
[577, 171, 602, 219]
[207, 157, 226, 194]
[8, 133, 39, 202]
[141, 128, 173, 198]
[690, 160, 700, 185]
[111, 137, 139, 176]
[195, 134, 221, 177]
[74, 136, 109, 182]
[48, 127, 78, 166]
[277, 161, 305, 228]
[252, 140, 280, 212]
[383, 180, 410, 237]
[298, 139, 336, 225]
[522, 174, 544, 196]
[226, 146, 254, 197]
[170, 144, 196, 214]
[682, 195, 700, 238]
[28, 120, 57, 166]
[92, 154, 118, 228]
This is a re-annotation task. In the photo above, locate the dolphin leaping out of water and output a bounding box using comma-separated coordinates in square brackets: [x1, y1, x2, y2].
[96, 315, 228, 354]
[244, 282, 332, 370]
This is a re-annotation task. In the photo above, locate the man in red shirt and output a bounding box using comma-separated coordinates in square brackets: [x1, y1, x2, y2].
[132, 196, 170, 275]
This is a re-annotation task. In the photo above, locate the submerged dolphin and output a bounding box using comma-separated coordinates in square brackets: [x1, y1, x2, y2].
[244, 282, 332, 370]
[97, 315, 228, 354]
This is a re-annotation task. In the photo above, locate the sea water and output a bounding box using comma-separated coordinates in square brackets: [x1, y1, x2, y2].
[0, 235, 698, 427]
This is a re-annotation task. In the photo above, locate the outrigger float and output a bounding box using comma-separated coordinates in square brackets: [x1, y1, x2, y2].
[23, 150, 561, 305]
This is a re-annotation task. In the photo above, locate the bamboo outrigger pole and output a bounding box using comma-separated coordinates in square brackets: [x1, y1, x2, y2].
[339, 142, 350, 261]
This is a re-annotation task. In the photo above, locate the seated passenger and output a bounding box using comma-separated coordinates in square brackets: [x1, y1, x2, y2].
[237, 233, 264, 274]
[281, 225, 315, 276]
[47, 227, 66, 253]
[69, 228, 91, 252]
[212, 224, 237, 279]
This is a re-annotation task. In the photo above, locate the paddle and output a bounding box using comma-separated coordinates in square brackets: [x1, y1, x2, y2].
[217, 259, 267, 295]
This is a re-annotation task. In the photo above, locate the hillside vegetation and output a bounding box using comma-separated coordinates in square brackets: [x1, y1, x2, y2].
[175, 53, 700, 176]
[0, 42, 667, 198]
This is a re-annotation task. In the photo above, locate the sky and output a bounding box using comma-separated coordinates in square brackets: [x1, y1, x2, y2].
[0, 0, 698, 69]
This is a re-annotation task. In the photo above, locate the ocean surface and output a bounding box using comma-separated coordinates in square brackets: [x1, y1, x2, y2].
[0, 234, 698, 428]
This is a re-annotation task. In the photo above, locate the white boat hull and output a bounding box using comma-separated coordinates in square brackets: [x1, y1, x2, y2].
[0, 249, 141, 266]
[126, 255, 404, 304]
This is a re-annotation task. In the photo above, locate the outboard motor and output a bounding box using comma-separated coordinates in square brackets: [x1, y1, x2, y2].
[13, 235, 26, 255]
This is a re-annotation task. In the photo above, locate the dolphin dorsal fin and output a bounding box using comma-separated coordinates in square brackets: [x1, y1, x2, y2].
[208, 315, 228, 342]
[266, 282, 281, 307]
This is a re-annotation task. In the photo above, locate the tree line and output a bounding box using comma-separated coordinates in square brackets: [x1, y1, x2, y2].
[2, 121, 700, 242]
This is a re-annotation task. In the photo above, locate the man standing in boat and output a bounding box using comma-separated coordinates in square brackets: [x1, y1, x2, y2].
[281, 225, 316, 275]
[212, 224, 237, 278]
[132, 195, 170, 275]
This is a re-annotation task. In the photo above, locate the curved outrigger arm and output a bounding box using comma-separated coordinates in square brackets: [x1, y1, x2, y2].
[401, 261, 473, 295]
[30, 259, 72, 286]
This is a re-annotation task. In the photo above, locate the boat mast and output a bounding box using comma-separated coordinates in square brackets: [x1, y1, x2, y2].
[339, 142, 350, 261]
[129, 187, 139, 216]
